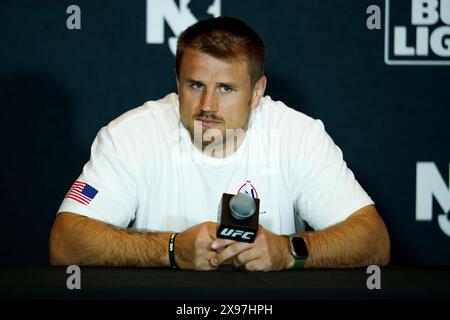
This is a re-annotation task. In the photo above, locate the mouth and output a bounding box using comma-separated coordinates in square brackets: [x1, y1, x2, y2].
[196, 118, 221, 128]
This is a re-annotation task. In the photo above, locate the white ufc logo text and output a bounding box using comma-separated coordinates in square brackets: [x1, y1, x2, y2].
[220, 228, 255, 240]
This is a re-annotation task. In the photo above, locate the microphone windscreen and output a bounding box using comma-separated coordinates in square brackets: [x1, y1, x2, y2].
[229, 193, 256, 220]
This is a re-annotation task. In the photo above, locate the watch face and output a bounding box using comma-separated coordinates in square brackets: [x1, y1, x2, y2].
[292, 236, 308, 258]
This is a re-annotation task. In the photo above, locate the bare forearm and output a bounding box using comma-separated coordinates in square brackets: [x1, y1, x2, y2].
[301, 206, 390, 268]
[49, 212, 171, 267]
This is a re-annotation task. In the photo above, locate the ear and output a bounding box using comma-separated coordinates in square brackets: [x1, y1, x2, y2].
[250, 75, 267, 109]
[175, 72, 180, 93]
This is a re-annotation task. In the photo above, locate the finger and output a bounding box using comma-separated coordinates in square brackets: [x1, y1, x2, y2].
[244, 259, 264, 272]
[195, 249, 219, 270]
[206, 223, 218, 240]
[211, 238, 236, 251]
[211, 241, 251, 267]
[202, 260, 220, 271]
[232, 259, 245, 270]
[233, 248, 259, 268]
[222, 256, 234, 266]
[207, 238, 232, 252]
[205, 256, 220, 270]
[195, 250, 219, 270]
[232, 255, 246, 270]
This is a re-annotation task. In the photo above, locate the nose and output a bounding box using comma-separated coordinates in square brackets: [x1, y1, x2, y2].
[199, 89, 218, 113]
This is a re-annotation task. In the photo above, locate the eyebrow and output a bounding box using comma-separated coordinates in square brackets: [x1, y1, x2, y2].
[218, 82, 237, 89]
[185, 79, 203, 85]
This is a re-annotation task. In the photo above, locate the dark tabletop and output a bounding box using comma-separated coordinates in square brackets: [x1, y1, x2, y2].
[1, 265, 449, 300]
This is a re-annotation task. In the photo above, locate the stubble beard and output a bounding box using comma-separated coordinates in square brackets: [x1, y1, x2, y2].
[184, 120, 247, 158]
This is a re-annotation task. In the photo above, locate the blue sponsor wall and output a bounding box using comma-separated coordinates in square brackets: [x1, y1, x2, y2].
[1, 0, 449, 265]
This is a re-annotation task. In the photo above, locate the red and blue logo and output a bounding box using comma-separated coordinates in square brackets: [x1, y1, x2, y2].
[237, 180, 259, 199]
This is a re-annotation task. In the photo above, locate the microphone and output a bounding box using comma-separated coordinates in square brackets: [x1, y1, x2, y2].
[217, 193, 260, 243]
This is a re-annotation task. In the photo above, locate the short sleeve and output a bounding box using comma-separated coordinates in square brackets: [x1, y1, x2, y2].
[57, 126, 138, 227]
[292, 119, 374, 230]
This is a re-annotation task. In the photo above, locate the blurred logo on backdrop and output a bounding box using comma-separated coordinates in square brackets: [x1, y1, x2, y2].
[416, 162, 450, 236]
[146, 0, 221, 55]
[385, 0, 450, 65]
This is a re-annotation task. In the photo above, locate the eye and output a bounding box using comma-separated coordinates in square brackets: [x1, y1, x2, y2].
[191, 82, 204, 91]
[218, 85, 233, 93]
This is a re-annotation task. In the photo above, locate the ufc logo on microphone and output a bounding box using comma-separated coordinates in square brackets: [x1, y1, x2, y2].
[219, 228, 255, 240]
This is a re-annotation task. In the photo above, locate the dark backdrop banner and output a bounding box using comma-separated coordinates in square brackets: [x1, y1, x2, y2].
[1, 0, 449, 266]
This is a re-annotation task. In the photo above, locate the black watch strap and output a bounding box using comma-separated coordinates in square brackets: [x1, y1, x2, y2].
[285, 235, 308, 269]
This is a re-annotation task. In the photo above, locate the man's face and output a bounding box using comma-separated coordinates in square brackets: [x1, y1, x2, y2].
[177, 48, 265, 154]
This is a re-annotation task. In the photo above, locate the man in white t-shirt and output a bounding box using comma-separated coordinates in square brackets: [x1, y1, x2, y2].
[49, 17, 390, 271]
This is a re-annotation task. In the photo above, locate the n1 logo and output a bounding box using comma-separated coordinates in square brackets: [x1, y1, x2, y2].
[146, 0, 221, 55]
[416, 162, 450, 236]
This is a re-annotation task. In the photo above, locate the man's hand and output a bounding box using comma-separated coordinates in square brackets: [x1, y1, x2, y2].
[174, 221, 218, 270]
[210, 225, 293, 271]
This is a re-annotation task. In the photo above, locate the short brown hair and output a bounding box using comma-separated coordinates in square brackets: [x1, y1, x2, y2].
[176, 17, 266, 86]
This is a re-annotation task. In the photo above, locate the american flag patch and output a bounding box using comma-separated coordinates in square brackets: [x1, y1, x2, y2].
[65, 180, 98, 205]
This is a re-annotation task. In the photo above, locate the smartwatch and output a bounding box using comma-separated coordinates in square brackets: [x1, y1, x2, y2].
[287, 235, 309, 269]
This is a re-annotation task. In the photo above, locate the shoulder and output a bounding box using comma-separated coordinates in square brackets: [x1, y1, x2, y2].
[90, 93, 179, 157]
[107, 93, 179, 132]
[93, 92, 180, 145]
[88, 93, 180, 169]
[257, 95, 324, 138]
[254, 96, 335, 170]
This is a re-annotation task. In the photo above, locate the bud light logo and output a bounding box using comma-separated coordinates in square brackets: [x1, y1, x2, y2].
[385, 0, 450, 65]
[146, 0, 221, 55]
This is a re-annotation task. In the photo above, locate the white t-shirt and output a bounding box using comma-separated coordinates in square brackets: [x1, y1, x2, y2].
[58, 93, 373, 234]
